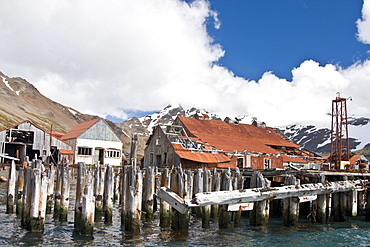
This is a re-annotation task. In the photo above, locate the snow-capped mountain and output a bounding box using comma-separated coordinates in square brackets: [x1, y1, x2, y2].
[279, 117, 370, 154]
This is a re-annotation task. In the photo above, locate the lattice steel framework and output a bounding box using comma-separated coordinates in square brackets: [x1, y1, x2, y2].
[329, 93, 350, 170]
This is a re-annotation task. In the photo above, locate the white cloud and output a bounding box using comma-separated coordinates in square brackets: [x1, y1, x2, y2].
[1, 0, 370, 127]
[357, 0, 370, 44]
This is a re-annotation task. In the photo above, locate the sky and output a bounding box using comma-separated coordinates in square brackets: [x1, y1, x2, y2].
[1, 0, 370, 127]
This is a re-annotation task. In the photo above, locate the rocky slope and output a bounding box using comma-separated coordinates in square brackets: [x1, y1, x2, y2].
[0, 71, 97, 133]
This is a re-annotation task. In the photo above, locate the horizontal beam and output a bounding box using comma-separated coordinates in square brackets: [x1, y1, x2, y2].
[191, 180, 364, 207]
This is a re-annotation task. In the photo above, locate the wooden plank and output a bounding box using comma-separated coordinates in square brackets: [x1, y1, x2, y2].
[157, 187, 188, 214]
[191, 180, 363, 207]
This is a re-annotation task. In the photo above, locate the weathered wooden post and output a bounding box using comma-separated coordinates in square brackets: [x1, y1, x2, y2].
[80, 169, 95, 235]
[282, 175, 300, 226]
[113, 168, 120, 203]
[170, 167, 189, 230]
[29, 168, 48, 231]
[124, 133, 142, 232]
[193, 168, 203, 218]
[46, 163, 55, 214]
[60, 162, 70, 222]
[54, 163, 62, 219]
[21, 167, 32, 228]
[120, 165, 128, 226]
[211, 168, 221, 218]
[249, 171, 270, 227]
[125, 165, 142, 232]
[7, 160, 16, 213]
[142, 166, 155, 219]
[365, 183, 370, 221]
[346, 189, 358, 217]
[75, 162, 86, 229]
[219, 168, 234, 228]
[16, 167, 24, 215]
[332, 176, 347, 222]
[202, 169, 211, 228]
[94, 164, 105, 221]
[160, 168, 171, 227]
[232, 168, 244, 226]
[315, 174, 329, 224]
[103, 164, 114, 224]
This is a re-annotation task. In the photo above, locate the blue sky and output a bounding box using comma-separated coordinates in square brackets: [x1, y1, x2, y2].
[207, 0, 368, 81]
[1, 0, 370, 126]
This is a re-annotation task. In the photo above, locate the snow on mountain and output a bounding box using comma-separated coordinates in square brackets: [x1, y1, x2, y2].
[117, 103, 370, 156]
[279, 117, 370, 154]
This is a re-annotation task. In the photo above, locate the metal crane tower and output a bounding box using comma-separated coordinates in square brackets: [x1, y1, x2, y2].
[329, 93, 350, 170]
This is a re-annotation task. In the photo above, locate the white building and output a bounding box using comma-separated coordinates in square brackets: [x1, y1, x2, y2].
[61, 118, 122, 166]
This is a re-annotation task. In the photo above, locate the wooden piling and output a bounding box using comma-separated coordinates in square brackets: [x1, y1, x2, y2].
[46, 163, 55, 214]
[54, 163, 62, 219]
[202, 169, 211, 228]
[21, 167, 32, 229]
[142, 166, 155, 219]
[282, 175, 300, 226]
[29, 168, 48, 231]
[16, 167, 24, 215]
[219, 168, 234, 228]
[232, 168, 243, 226]
[60, 163, 70, 222]
[7, 160, 16, 213]
[160, 168, 171, 227]
[75, 162, 86, 229]
[249, 171, 269, 227]
[103, 164, 114, 224]
[94, 164, 105, 221]
[81, 170, 95, 236]
[346, 189, 358, 217]
[120, 165, 128, 226]
[125, 165, 142, 232]
[170, 167, 189, 230]
[366, 186, 370, 221]
[193, 168, 203, 218]
[211, 168, 220, 218]
[113, 168, 120, 203]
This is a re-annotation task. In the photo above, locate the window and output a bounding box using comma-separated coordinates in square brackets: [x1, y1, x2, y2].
[264, 158, 271, 169]
[155, 137, 161, 145]
[237, 157, 244, 168]
[106, 149, 120, 158]
[164, 152, 167, 165]
[150, 153, 154, 164]
[78, 147, 92, 156]
[245, 155, 251, 168]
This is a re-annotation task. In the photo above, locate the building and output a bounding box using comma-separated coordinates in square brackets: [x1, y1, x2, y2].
[61, 118, 122, 166]
[0, 120, 72, 164]
[144, 115, 320, 170]
[349, 154, 369, 170]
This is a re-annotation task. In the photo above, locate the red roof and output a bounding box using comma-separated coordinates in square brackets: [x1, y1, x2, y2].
[281, 154, 308, 163]
[349, 154, 364, 165]
[177, 116, 299, 154]
[172, 143, 230, 164]
[59, 149, 74, 155]
[61, 118, 100, 140]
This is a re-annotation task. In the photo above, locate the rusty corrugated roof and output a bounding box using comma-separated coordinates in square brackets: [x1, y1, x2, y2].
[349, 154, 363, 165]
[177, 116, 299, 154]
[59, 149, 74, 155]
[61, 118, 100, 140]
[281, 154, 308, 163]
[172, 143, 230, 164]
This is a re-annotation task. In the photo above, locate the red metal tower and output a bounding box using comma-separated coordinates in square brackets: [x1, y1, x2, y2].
[329, 93, 350, 170]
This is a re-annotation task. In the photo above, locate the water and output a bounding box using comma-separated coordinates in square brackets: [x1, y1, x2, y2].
[1, 181, 370, 246]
